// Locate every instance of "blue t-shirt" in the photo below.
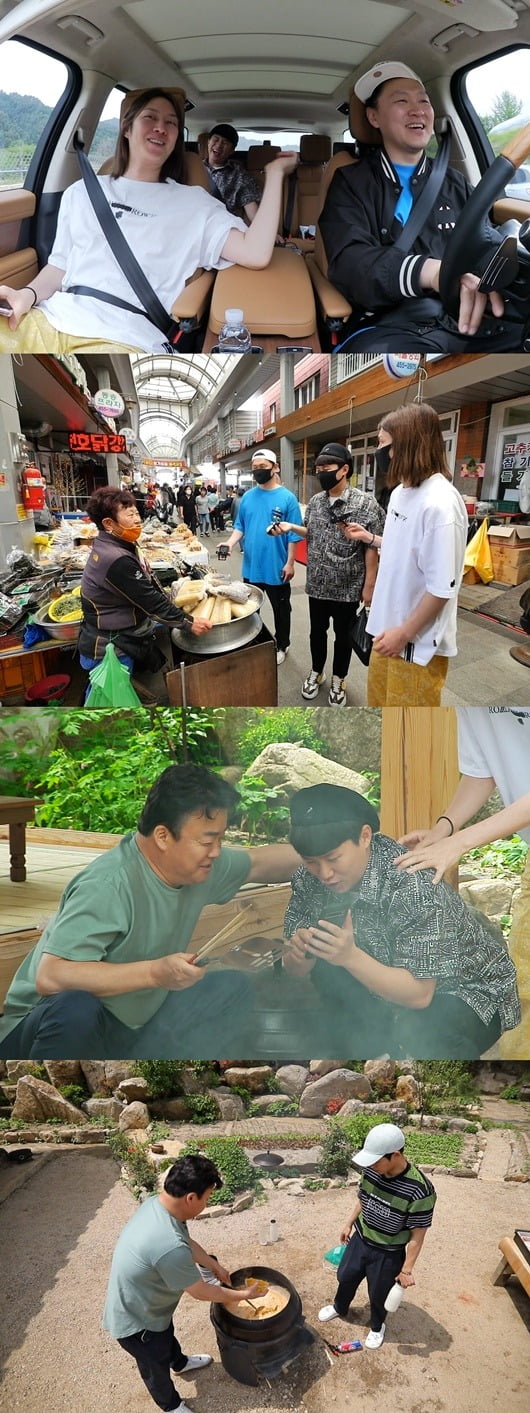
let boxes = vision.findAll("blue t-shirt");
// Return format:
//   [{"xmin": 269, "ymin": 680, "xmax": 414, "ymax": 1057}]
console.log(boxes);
[
  {"xmin": 393, "ymin": 164, "xmax": 415, "ymax": 226},
  {"xmin": 234, "ymin": 484, "xmax": 302, "ymax": 584}
]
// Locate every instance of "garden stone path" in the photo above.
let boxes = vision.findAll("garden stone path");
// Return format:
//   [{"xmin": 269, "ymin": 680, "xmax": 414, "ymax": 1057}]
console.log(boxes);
[{"xmin": 477, "ymin": 1129, "xmax": 513, "ymax": 1183}]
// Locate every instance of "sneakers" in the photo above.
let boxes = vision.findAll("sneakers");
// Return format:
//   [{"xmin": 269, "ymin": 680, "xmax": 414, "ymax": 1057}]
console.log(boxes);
[
  {"xmin": 179, "ymin": 1355, "xmax": 213, "ymax": 1373},
  {"xmin": 174, "ymin": 1405, "xmax": 193, "ymax": 1413},
  {"xmin": 301, "ymin": 669, "xmax": 326, "ymax": 699},
  {"xmin": 365, "ymin": 1324, "xmax": 386, "ymax": 1349},
  {"xmin": 328, "ymin": 675, "xmax": 347, "ymax": 706},
  {"xmin": 318, "ymin": 1304, "xmax": 340, "ymax": 1322},
  {"xmin": 277, "ymin": 647, "xmax": 289, "ymax": 665}
]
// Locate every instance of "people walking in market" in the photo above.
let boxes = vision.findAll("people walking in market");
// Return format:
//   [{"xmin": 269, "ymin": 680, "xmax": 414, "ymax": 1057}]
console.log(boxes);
[
  {"xmin": 103, "ymin": 1153, "xmax": 264, "ymax": 1412},
  {"xmin": 195, "ymin": 485, "xmax": 210, "ymax": 536},
  {"xmin": 318, "ymin": 1124, "xmax": 436, "ymax": 1349},
  {"xmin": 271, "ymin": 442, "xmax": 383, "ymax": 704},
  {"xmin": 0, "ymin": 764, "xmax": 301, "ymax": 1060},
  {"xmin": 396, "ymin": 706, "xmax": 530, "ymax": 1059},
  {"xmin": 282, "ymin": 784, "xmax": 520, "ymax": 1058},
  {"xmin": 220, "ymin": 448, "xmax": 303, "ymax": 665},
  {"xmin": 346, "ymin": 402, "xmax": 467, "ymax": 705},
  {"xmin": 180, "ymin": 484, "xmax": 199, "ymax": 533}
]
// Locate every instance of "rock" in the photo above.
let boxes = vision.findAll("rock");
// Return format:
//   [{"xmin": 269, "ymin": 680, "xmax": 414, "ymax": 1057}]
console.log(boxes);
[
  {"xmin": 363, "ymin": 1060, "xmax": 398, "ymax": 1095},
  {"xmin": 104, "ymin": 1062, "xmax": 136, "ymax": 1090},
  {"xmin": 474, "ymin": 1065, "xmax": 519, "ymax": 1095},
  {"xmin": 84, "ymin": 1097, "xmax": 123, "ymax": 1122},
  {"xmin": 196, "ymin": 1204, "xmax": 232, "ymax": 1219},
  {"xmin": 118, "ymin": 1102, "xmax": 150, "ymax": 1132},
  {"xmin": 247, "ymin": 1094, "xmax": 292, "ymax": 1114},
  {"xmin": 148, "ymin": 1099, "xmax": 190, "ymax": 1120},
  {"xmin": 116, "ymin": 1078, "xmax": 150, "ymax": 1104},
  {"xmin": 244, "ymin": 744, "xmax": 372, "ymax": 801},
  {"xmin": 79, "ymin": 1062, "xmax": 108, "ymax": 1093},
  {"xmin": 80, "ymin": 1061, "xmax": 133, "ymax": 1093},
  {"xmin": 43, "ymin": 1061, "xmax": 84, "ymax": 1088},
  {"xmin": 231, "ymin": 1190, "xmax": 255, "ymax": 1213},
  {"xmin": 71, "ymin": 1127, "xmax": 108, "ymax": 1144},
  {"xmin": 11, "ymin": 1077, "xmax": 87, "ymax": 1125},
  {"xmin": 178, "ymin": 1068, "xmax": 211, "ymax": 1095},
  {"xmin": 6, "ymin": 1062, "xmax": 39, "ymax": 1081},
  {"xmin": 518, "ymin": 1086, "xmax": 530, "ymax": 1102},
  {"xmin": 211, "ymin": 1089, "xmax": 245, "ymax": 1121},
  {"xmin": 446, "ymin": 1117, "xmax": 476, "ymax": 1132},
  {"xmin": 336, "ymin": 1099, "xmax": 368, "ymax": 1118},
  {"xmin": 275, "ymin": 1065, "xmax": 309, "ymax": 1097},
  {"xmin": 299, "ymin": 1069, "xmax": 372, "ymax": 1117},
  {"xmin": 309, "ymin": 1061, "xmax": 349, "ymax": 1077},
  {"xmin": 459, "ymin": 879, "xmax": 515, "ymax": 917},
  {"xmin": 223, "ymin": 1067, "xmax": 274, "ymax": 1093},
  {"xmin": 285, "ymin": 1184, "xmax": 305, "ymax": 1196},
  {"xmin": 339, "ymin": 1099, "xmax": 408, "ymax": 1125},
  {"xmin": 0, "ymin": 1084, "xmax": 17, "ymax": 1102},
  {"xmin": 395, "ymin": 1075, "xmax": 421, "ymax": 1108}
]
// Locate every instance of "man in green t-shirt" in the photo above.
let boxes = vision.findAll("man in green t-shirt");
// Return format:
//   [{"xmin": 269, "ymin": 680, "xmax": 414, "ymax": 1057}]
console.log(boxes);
[
  {"xmin": 0, "ymin": 764, "xmax": 300, "ymax": 1060},
  {"xmin": 103, "ymin": 1152, "xmax": 263, "ymax": 1412},
  {"xmin": 318, "ymin": 1123, "xmax": 436, "ymax": 1348}
]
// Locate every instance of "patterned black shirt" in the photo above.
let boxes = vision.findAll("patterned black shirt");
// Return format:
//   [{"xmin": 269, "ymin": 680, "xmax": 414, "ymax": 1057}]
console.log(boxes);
[
  {"xmin": 304, "ymin": 487, "xmax": 385, "ymax": 601},
  {"xmin": 284, "ymin": 833, "xmax": 520, "ymax": 1033},
  {"xmin": 204, "ymin": 160, "xmax": 262, "ymax": 215}
]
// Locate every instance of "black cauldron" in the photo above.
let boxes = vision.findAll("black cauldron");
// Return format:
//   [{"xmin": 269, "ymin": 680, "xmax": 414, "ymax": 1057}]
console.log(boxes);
[{"xmin": 210, "ymin": 1265, "xmax": 313, "ymax": 1387}]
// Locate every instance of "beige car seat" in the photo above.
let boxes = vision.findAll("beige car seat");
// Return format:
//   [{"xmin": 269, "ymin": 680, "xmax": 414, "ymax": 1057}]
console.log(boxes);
[{"xmin": 282, "ymin": 134, "xmax": 331, "ymax": 244}]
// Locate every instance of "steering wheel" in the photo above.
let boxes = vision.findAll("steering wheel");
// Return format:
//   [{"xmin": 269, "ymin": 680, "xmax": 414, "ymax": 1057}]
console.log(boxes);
[{"xmin": 439, "ymin": 122, "xmax": 530, "ymax": 321}]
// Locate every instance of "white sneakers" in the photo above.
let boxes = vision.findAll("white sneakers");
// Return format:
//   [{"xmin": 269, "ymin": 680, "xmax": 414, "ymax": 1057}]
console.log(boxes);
[
  {"xmin": 328, "ymin": 675, "xmax": 347, "ymax": 706},
  {"xmin": 365, "ymin": 1324, "xmax": 386, "ymax": 1349},
  {"xmin": 302, "ymin": 669, "xmax": 326, "ymax": 699},
  {"xmin": 277, "ymin": 647, "xmax": 289, "ymax": 665},
  {"xmin": 179, "ymin": 1355, "xmax": 213, "ymax": 1373},
  {"xmin": 318, "ymin": 1304, "xmax": 340, "ymax": 1322}
]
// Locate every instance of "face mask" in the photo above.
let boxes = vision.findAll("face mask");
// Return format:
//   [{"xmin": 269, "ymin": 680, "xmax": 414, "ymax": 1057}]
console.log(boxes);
[
  {"xmin": 110, "ymin": 521, "xmax": 142, "ymax": 543},
  {"xmin": 375, "ymin": 444, "xmax": 392, "ymax": 478},
  {"xmin": 253, "ymin": 467, "xmax": 273, "ymax": 484},
  {"xmin": 316, "ymin": 467, "xmax": 341, "ymax": 492}
]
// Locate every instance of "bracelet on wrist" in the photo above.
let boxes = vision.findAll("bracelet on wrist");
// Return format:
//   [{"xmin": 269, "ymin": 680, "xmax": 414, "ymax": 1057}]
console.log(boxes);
[
  {"xmin": 25, "ymin": 285, "xmax": 38, "ymax": 308},
  {"xmin": 435, "ymin": 815, "xmax": 454, "ymax": 836}
]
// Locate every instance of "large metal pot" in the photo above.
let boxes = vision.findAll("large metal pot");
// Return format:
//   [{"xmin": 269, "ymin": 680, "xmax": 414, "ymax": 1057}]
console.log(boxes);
[
  {"xmin": 171, "ymin": 586, "xmax": 264, "ymax": 656},
  {"xmin": 32, "ymin": 603, "xmax": 81, "ymax": 642},
  {"xmin": 210, "ymin": 1265, "xmax": 313, "ymax": 1387}
]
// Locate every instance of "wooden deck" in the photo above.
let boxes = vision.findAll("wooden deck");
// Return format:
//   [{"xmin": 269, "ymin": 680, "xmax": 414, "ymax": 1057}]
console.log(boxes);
[{"xmin": 0, "ymin": 838, "xmax": 109, "ymax": 933}]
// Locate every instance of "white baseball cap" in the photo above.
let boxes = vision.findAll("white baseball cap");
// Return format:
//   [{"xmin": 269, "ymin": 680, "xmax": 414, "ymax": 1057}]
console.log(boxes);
[
  {"xmin": 354, "ymin": 62, "xmax": 424, "ymax": 105},
  {"xmin": 251, "ymin": 447, "xmax": 277, "ymax": 466},
  {"xmin": 352, "ymin": 1123, "xmax": 406, "ymax": 1166}
]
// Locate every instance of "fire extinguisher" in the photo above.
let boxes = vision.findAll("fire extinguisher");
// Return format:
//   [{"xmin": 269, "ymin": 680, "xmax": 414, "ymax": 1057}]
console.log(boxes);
[{"xmin": 20, "ymin": 465, "xmax": 46, "ymax": 513}]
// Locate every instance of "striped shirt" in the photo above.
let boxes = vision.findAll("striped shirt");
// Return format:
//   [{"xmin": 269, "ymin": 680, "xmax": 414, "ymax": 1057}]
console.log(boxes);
[
  {"xmin": 356, "ymin": 1161, "xmax": 436, "ymax": 1250},
  {"xmin": 284, "ymin": 833, "xmax": 520, "ymax": 1033}
]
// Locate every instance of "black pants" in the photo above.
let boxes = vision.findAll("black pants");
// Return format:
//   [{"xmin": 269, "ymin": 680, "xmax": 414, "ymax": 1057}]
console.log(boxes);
[
  {"xmin": 335, "ymin": 1232, "xmax": 404, "ymax": 1332},
  {"xmin": 118, "ymin": 1322, "xmax": 188, "ymax": 1411},
  {"xmin": 309, "ymin": 596, "xmax": 358, "ymax": 678},
  {"xmin": 245, "ymin": 579, "xmax": 291, "ymax": 651},
  {"xmin": 0, "ymin": 969, "xmax": 255, "ymax": 1060},
  {"xmin": 391, "ymin": 993, "xmax": 502, "ymax": 1058}
]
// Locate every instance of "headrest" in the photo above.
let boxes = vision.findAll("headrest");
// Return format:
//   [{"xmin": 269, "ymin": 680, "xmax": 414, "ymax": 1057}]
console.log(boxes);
[
  {"xmin": 349, "ymin": 89, "xmax": 382, "ymax": 146},
  {"xmin": 299, "ymin": 134, "xmax": 331, "ymax": 164},
  {"xmin": 120, "ymin": 88, "xmax": 187, "ymax": 127},
  {"xmin": 246, "ymin": 144, "xmax": 281, "ymax": 172},
  {"xmin": 197, "ymin": 130, "xmax": 210, "ymax": 159}
]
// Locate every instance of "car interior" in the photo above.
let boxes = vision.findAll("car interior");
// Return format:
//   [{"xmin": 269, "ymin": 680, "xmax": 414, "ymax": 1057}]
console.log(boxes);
[{"xmin": 2, "ymin": 0, "xmax": 530, "ymax": 350}]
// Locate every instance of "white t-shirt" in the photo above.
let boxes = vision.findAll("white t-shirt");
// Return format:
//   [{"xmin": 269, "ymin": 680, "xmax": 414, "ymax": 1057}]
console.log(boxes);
[
  {"xmin": 40, "ymin": 175, "xmax": 246, "ymax": 352},
  {"xmin": 458, "ymin": 707, "xmax": 530, "ymax": 846},
  {"xmin": 366, "ymin": 474, "xmax": 468, "ymax": 665}
]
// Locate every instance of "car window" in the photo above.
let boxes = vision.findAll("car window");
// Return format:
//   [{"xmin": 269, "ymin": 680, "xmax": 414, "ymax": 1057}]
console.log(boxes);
[
  {"xmin": 463, "ymin": 47, "xmax": 530, "ymax": 160},
  {"xmin": 88, "ymin": 87, "xmax": 124, "ymax": 172},
  {"xmin": 0, "ymin": 39, "xmax": 70, "ymax": 188},
  {"xmin": 237, "ymin": 129, "xmax": 301, "ymax": 152}
]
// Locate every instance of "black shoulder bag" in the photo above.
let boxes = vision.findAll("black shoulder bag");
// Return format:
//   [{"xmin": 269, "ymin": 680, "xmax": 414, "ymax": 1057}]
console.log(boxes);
[{"xmin": 67, "ymin": 135, "xmax": 182, "ymax": 349}]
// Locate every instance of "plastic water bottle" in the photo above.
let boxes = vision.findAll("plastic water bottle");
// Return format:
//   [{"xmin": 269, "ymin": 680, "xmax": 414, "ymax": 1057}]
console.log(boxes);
[
  {"xmin": 269, "ymin": 1217, "xmax": 279, "ymax": 1243},
  {"xmin": 218, "ymin": 308, "xmax": 252, "ymax": 353},
  {"xmin": 384, "ymin": 1281, "xmax": 404, "ymax": 1313}
]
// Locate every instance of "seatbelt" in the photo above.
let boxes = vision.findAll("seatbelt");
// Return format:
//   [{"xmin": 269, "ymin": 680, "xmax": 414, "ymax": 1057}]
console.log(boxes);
[
  {"xmin": 392, "ymin": 124, "xmax": 451, "ymax": 253},
  {"xmin": 283, "ymin": 168, "xmax": 298, "ymax": 238},
  {"xmin": 72, "ymin": 134, "xmax": 182, "ymax": 347}
]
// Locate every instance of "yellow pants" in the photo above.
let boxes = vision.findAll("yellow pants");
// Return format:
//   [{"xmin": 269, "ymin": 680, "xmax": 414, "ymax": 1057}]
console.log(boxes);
[
  {"xmin": 367, "ymin": 648, "xmax": 449, "ymax": 705},
  {"xmin": 498, "ymin": 849, "xmax": 530, "ymax": 1059},
  {"xmin": 0, "ymin": 309, "xmax": 137, "ymax": 354}
]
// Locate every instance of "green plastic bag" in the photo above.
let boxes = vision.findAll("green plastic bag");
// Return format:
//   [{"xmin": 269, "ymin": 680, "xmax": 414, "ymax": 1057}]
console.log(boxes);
[
  {"xmin": 323, "ymin": 1243, "xmax": 347, "ymax": 1268},
  {"xmin": 85, "ymin": 642, "xmax": 143, "ymax": 708}
]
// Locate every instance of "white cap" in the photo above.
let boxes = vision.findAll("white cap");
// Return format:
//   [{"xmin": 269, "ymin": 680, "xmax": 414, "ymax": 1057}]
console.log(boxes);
[
  {"xmin": 251, "ymin": 447, "xmax": 277, "ymax": 466},
  {"xmin": 224, "ymin": 308, "xmax": 244, "ymax": 323},
  {"xmin": 352, "ymin": 1123, "xmax": 406, "ymax": 1166},
  {"xmin": 354, "ymin": 62, "xmax": 423, "ymax": 105}
]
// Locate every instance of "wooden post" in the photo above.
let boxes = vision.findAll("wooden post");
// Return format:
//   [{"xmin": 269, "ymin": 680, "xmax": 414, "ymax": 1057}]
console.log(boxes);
[{"xmin": 380, "ymin": 708, "xmax": 460, "ymax": 888}]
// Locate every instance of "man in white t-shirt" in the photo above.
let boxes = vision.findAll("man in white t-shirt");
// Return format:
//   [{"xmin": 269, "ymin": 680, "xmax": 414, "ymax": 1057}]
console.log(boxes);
[{"xmin": 396, "ymin": 707, "xmax": 530, "ymax": 1057}]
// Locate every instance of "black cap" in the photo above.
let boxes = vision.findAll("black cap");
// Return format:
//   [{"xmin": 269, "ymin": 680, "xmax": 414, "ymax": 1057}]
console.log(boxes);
[
  {"xmin": 289, "ymin": 785, "xmax": 379, "ymax": 856},
  {"xmin": 208, "ymin": 123, "xmax": 238, "ymax": 148},
  {"xmin": 315, "ymin": 442, "xmax": 352, "ymax": 470}
]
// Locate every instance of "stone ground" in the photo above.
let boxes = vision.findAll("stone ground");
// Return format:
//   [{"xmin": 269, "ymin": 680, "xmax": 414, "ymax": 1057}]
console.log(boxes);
[{"xmin": 1, "ymin": 1143, "xmax": 529, "ymax": 1413}]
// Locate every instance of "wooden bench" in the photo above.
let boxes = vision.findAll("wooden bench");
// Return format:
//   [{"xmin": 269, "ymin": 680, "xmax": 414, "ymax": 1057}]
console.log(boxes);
[
  {"xmin": 0, "ymin": 796, "xmax": 42, "ymax": 882},
  {"xmin": 493, "ymin": 1236, "xmax": 530, "ymax": 1297}
]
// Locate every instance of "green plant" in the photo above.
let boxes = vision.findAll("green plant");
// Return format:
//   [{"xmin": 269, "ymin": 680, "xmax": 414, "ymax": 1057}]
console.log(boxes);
[
  {"xmin": 303, "ymin": 1177, "xmax": 328, "ymax": 1190},
  {"xmin": 23, "ymin": 1063, "xmax": 48, "ymax": 1081},
  {"xmin": 264, "ymin": 1100, "xmax": 298, "ymax": 1116},
  {"xmin": 319, "ymin": 1120, "xmax": 352, "ymax": 1178},
  {"xmin": 235, "ymin": 775, "xmax": 290, "ymax": 840},
  {"xmin": 500, "ymin": 1078, "xmax": 530, "ymax": 1101},
  {"xmin": 463, "ymin": 836, "xmax": 528, "ymax": 878},
  {"xmin": 58, "ymin": 1084, "xmax": 88, "ymax": 1108},
  {"xmin": 107, "ymin": 1130, "xmax": 159, "ymax": 1196},
  {"xmin": 186, "ymin": 1094, "xmax": 219, "ymax": 1125},
  {"xmin": 230, "ymin": 1086, "xmax": 252, "ymax": 1110},
  {"xmin": 148, "ymin": 1121, "xmax": 171, "ymax": 1142},
  {"xmin": 403, "ymin": 1132, "xmax": 464, "ymax": 1167},
  {"xmin": 266, "ymin": 1075, "xmax": 282, "ymax": 1093},
  {"xmin": 0, "ymin": 1117, "xmax": 28, "ymax": 1130},
  {"xmin": 131, "ymin": 1061, "xmax": 184, "ymax": 1098},
  {"xmin": 235, "ymin": 709, "xmax": 325, "ymax": 768},
  {"xmin": 338, "ymin": 1112, "xmax": 393, "ymax": 1152},
  {"xmin": 179, "ymin": 1136, "xmax": 257, "ymax": 1203},
  {"xmin": 414, "ymin": 1062, "xmax": 477, "ymax": 1119}
]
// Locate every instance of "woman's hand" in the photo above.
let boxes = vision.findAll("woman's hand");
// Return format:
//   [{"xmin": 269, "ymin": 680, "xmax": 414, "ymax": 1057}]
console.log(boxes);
[
  {"xmin": 304, "ymin": 910, "xmax": 357, "ymax": 969},
  {"xmin": 265, "ymin": 152, "xmax": 299, "ymax": 181},
  {"xmin": 190, "ymin": 617, "xmax": 213, "ymax": 636},
  {"xmin": 341, "ymin": 521, "xmax": 372, "ymax": 543},
  {"xmin": 394, "ymin": 837, "xmax": 461, "ymax": 883},
  {"xmin": 283, "ymin": 929, "xmax": 317, "ymax": 976},
  {"xmin": 0, "ymin": 284, "xmax": 35, "ymax": 331}
]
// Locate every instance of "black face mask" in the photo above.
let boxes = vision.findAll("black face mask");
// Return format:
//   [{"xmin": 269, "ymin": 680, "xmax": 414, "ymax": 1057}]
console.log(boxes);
[
  {"xmin": 316, "ymin": 467, "xmax": 341, "ymax": 492},
  {"xmin": 375, "ymin": 444, "xmax": 392, "ymax": 478},
  {"xmin": 253, "ymin": 468, "xmax": 273, "ymax": 485}
]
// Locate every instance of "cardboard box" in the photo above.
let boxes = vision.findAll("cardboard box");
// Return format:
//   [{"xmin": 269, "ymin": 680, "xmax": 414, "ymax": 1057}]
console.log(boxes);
[
  {"xmin": 487, "ymin": 525, "xmax": 530, "ymax": 586},
  {"xmin": 166, "ymin": 624, "xmax": 278, "ymax": 706}
]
